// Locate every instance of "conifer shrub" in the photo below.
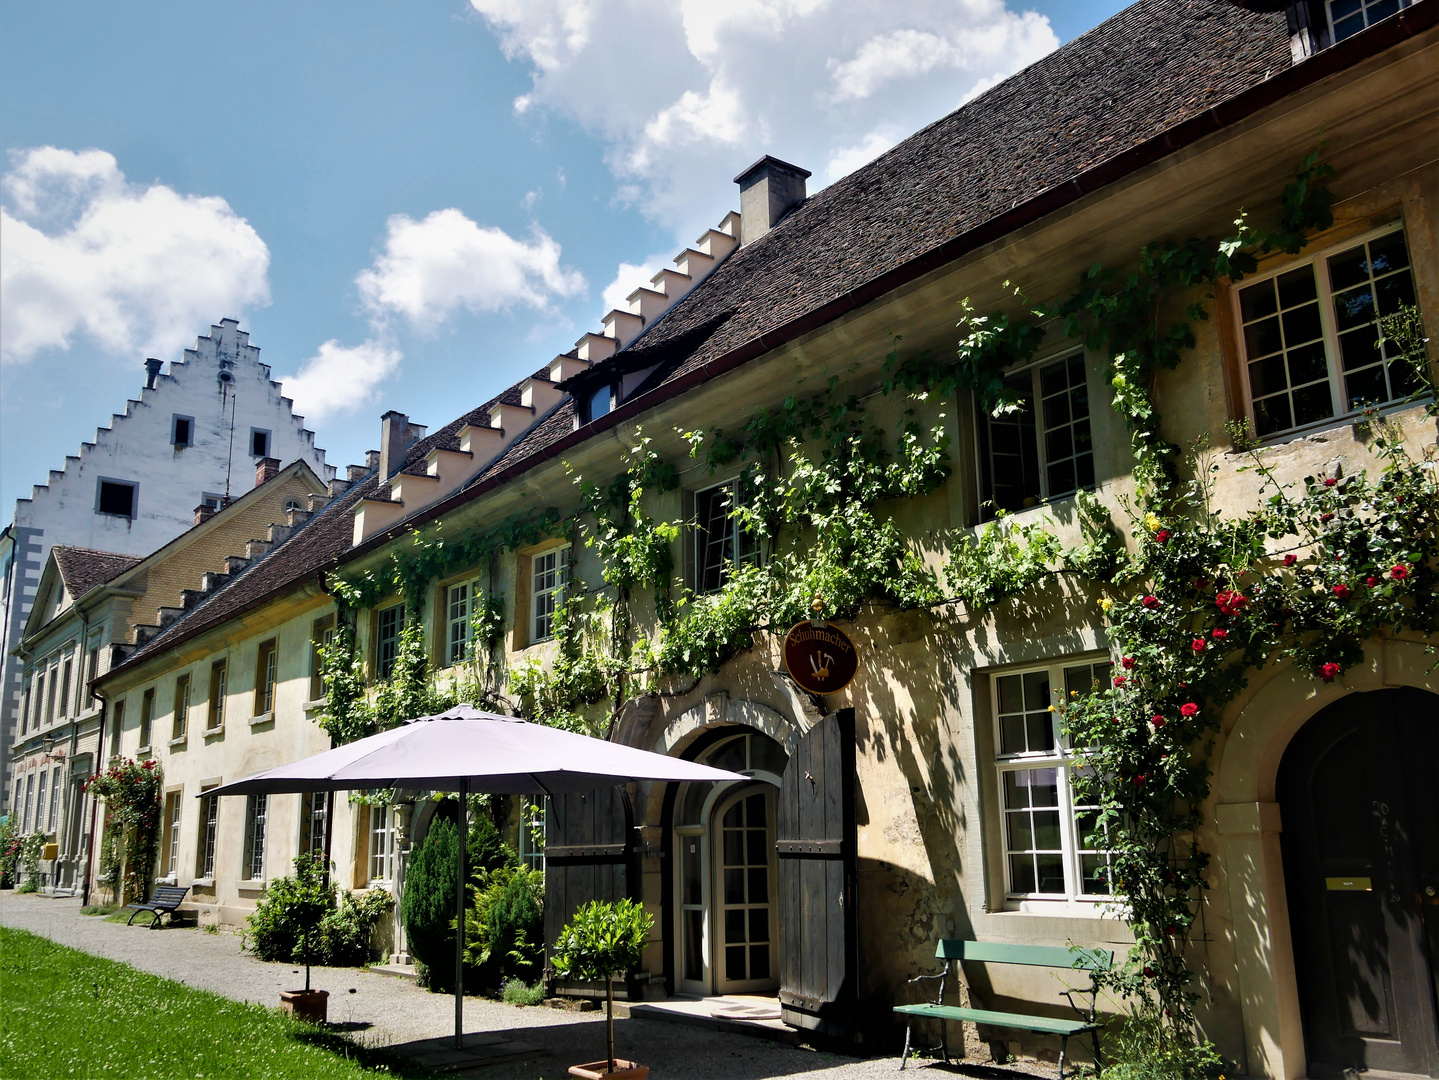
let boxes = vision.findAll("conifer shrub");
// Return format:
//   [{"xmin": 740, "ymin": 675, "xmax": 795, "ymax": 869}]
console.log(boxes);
[{"xmin": 401, "ymin": 815, "xmax": 463, "ymax": 991}]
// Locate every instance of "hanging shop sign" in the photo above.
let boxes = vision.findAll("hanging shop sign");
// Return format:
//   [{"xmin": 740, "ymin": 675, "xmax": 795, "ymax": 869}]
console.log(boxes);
[{"xmin": 782, "ymin": 621, "xmax": 859, "ymax": 696}]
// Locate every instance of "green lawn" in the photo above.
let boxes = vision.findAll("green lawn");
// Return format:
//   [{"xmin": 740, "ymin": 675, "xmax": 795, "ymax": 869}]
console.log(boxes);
[{"xmin": 0, "ymin": 927, "xmax": 436, "ymax": 1079}]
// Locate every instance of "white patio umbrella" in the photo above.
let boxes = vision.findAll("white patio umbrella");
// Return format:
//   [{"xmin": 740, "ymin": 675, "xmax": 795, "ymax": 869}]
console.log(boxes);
[{"xmin": 208, "ymin": 704, "xmax": 745, "ymax": 1048}]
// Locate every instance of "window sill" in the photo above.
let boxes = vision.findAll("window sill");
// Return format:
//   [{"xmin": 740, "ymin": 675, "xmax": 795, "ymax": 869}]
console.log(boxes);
[
  {"xmin": 155, "ymin": 875, "xmax": 178, "ymax": 887},
  {"xmin": 192, "ymin": 877, "xmax": 215, "ymax": 889},
  {"xmin": 248, "ymin": 712, "xmax": 274, "ymax": 728},
  {"xmin": 203, "ymin": 725, "xmax": 224, "ymax": 738},
  {"xmin": 1236, "ymin": 396, "xmax": 1434, "ymax": 451},
  {"xmin": 237, "ymin": 880, "xmax": 265, "ymax": 894},
  {"xmin": 167, "ymin": 736, "xmax": 187, "ymax": 748},
  {"xmin": 302, "ymin": 698, "xmax": 328, "ymax": 712},
  {"xmin": 136, "ymin": 744, "xmax": 153, "ymax": 756}
]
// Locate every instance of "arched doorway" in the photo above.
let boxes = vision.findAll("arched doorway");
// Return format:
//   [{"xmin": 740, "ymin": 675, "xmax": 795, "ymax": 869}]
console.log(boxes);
[
  {"xmin": 1277, "ymin": 688, "xmax": 1439, "ymax": 1078},
  {"xmin": 671, "ymin": 729, "xmax": 787, "ymax": 997}
]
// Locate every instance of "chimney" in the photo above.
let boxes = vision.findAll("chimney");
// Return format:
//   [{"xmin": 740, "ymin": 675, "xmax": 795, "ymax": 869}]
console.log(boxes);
[
  {"xmin": 193, "ymin": 504, "xmax": 217, "ymax": 526},
  {"xmin": 378, "ymin": 411, "xmax": 411, "ymax": 483},
  {"xmin": 734, "ymin": 156, "xmax": 810, "ymax": 245},
  {"xmin": 364, "ymin": 450, "xmax": 381, "ymax": 470},
  {"xmin": 254, "ymin": 457, "xmax": 281, "ymax": 488},
  {"xmin": 144, "ymin": 358, "xmax": 163, "ymax": 389}
]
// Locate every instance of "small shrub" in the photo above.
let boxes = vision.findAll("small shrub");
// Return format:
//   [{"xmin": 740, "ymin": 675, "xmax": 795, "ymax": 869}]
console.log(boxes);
[
  {"xmin": 1104, "ymin": 1014, "xmax": 1228, "ymax": 1080},
  {"xmin": 0, "ymin": 818, "xmax": 17, "ymax": 887},
  {"xmin": 469, "ymin": 808, "xmax": 517, "ymax": 874},
  {"xmin": 500, "ymin": 978, "xmax": 545, "ymax": 1006},
  {"xmin": 81, "ymin": 904, "xmax": 116, "ymax": 916},
  {"xmin": 319, "ymin": 889, "xmax": 392, "ymax": 966},
  {"xmin": 464, "ymin": 865, "xmax": 543, "ymax": 986},
  {"xmin": 246, "ymin": 855, "xmax": 390, "ymax": 969},
  {"xmin": 402, "ymin": 815, "xmax": 463, "ymax": 992}
]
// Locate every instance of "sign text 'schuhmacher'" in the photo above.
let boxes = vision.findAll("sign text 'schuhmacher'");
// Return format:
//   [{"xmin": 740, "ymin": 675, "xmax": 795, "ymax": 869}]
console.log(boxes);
[{"xmin": 782, "ymin": 621, "xmax": 858, "ymax": 696}]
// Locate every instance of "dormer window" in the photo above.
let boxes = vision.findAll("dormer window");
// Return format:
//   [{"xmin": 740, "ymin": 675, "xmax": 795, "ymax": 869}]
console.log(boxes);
[
  {"xmin": 584, "ymin": 384, "xmax": 613, "ymax": 423},
  {"xmin": 1329, "ymin": 0, "xmax": 1410, "ymax": 42}
]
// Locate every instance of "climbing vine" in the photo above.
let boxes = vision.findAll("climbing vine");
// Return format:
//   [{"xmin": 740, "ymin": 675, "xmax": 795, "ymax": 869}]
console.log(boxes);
[
  {"xmin": 86, "ymin": 757, "xmax": 165, "ymax": 904},
  {"xmin": 306, "ymin": 147, "xmax": 1436, "ymax": 1052}
]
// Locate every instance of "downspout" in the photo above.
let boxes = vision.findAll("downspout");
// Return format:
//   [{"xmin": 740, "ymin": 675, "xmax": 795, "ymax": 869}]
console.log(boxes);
[{"xmin": 81, "ymin": 686, "xmax": 106, "ymax": 908}]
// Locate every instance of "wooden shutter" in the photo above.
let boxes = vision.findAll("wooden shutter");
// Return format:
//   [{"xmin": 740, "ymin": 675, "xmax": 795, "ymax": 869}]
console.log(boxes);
[
  {"xmin": 544, "ymin": 786, "xmax": 636, "ymax": 955},
  {"xmin": 777, "ymin": 707, "xmax": 858, "ymax": 1037}
]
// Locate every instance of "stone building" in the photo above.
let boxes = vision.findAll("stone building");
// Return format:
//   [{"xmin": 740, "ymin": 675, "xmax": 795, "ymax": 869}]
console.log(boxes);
[
  {"xmin": 88, "ymin": 3, "xmax": 1439, "ymax": 1078},
  {"xmin": 0, "ymin": 319, "xmax": 333, "ymax": 807},
  {"xmin": 8, "ymin": 460, "xmax": 329, "ymax": 899}
]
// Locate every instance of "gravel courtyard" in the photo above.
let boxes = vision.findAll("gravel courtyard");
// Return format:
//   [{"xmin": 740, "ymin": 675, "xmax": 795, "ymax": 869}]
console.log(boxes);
[{"xmin": 0, "ymin": 891, "xmax": 1054, "ymax": 1079}]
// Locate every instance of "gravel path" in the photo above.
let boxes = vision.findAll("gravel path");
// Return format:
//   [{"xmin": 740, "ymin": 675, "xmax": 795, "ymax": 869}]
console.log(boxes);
[{"xmin": 0, "ymin": 891, "xmax": 1053, "ymax": 1079}]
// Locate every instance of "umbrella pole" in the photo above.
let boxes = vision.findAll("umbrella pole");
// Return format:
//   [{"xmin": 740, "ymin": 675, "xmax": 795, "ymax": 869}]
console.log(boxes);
[{"xmin": 455, "ymin": 779, "xmax": 467, "ymax": 1050}]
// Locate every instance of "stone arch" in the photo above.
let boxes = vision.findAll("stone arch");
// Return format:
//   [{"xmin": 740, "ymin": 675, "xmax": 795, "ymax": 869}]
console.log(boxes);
[{"xmin": 1214, "ymin": 638, "xmax": 1439, "ymax": 1080}]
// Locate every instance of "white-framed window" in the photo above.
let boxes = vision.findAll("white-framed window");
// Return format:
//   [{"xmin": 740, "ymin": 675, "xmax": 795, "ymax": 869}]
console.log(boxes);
[
  {"xmin": 1329, "ymin": 0, "xmax": 1411, "ymax": 42},
  {"xmin": 300, "ymin": 791, "xmax": 329, "ymax": 857},
  {"xmin": 196, "ymin": 788, "xmax": 219, "ymax": 878},
  {"xmin": 446, "ymin": 581, "xmax": 475, "ymax": 665},
  {"xmin": 374, "ymin": 605, "xmax": 402, "ymax": 679},
  {"xmin": 22, "ymin": 773, "xmax": 36, "ymax": 834},
  {"xmin": 977, "ymin": 350, "xmax": 1094, "ymax": 520},
  {"xmin": 694, "ymin": 478, "xmax": 761, "ymax": 593},
  {"xmin": 207, "ymin": 660, "xmax": 227, "ymax": 730},
  {"xmin": 84, "ymin": 644, "xmax": 100, "ymax": 709},
  {"xmin": 243, "ymin": 794, "xmax": 268, "ymax": 881},
  {"xmin": 171, "ymin": 674, "xmax": 191, "ymax": 741},
  {"xmin": 309, "ymin": 616, "xmax": 335, "ymax": 700},
  {"xmin": 34, "ymin": 771, "xmax": 48, "ymax": 836},
  {"xmin": 163, "ymin": 791, "xmax": 183, "ymax": 876},
  {"xmin": 1236, "ymin": 223, "xmax": 1420, "ymax": 440},
  {"xmin": 139, "ymin": 688, "xmax": 155, "ymax": 748},
  {"xmin": 531, "ymin": 546, "xmax": 570, "ymax": 643},
  {"xmin": 368, "ymin": 804, "xmax": 395, "ymax": 883},
  {"xmin": 254, "ymin": 639, "xmax": 278, "ymax": 714},
  {"xmin": 47, "ymin": 766, "xmax": 62, "ymax": 831},
  {"xmin": 993, "ymin": 658, "xmax": 1112, "ymax": 903},
  {"xmin": 58, "ymin": 652, "xmax": 74, "ymax": 719}
]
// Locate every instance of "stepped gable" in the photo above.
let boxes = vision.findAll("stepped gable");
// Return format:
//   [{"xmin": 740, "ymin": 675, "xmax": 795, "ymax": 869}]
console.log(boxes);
[
  {"xmin": 51, "ymin": 547, "xmax": 144, "ymax": 600},
  {"xmin": 567, "ymin": 0, "xmax": 1292, "ymax": 396}
]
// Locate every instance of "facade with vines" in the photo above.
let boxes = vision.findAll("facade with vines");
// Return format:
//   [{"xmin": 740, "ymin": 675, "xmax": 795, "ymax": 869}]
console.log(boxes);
[{"xmin": 91, "ymin": 4, "xmax": 1437, "ymax": 1077}]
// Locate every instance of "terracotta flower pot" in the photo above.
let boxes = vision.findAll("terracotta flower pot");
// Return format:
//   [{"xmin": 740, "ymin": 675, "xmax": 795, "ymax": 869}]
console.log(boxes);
[
  {"xmin": 279, "ymin": 988, "xmax": 329, "ymax": 1024},
  {"xmin": 567, "ymin": 1061, "xmax": 648, "ymax": 1079}
]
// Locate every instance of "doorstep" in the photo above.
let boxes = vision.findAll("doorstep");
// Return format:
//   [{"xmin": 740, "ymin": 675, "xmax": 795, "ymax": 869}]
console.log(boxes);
[
  {"xmin": 369, "ymin": 962, "xmax": 419, "ymax": 981},
  {"xmin": 621, "ymin": 995, "xmax": 804, "ymax": 1045}
]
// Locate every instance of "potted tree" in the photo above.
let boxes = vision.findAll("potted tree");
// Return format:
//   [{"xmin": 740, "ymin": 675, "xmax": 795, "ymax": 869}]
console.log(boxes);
[
  {"xmin": 550, "ymin": 898, "xmax": 654, "ymax": 1079},
  {"xmin": 274, "ymin": 854, "xmax": 332, "ymax": 1024}
]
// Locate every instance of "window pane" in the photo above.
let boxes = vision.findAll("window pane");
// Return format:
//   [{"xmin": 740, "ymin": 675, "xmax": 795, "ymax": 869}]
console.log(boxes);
[
  {"xmin": 1036, "ymin": 354, "xmax": 1092, "ymax": 500},
  {"xmin": 979, "ymin": 372, "xmax": 1041, "ymax": 517},
  {"xmin": 1328, "ymin": 231, "xmax": 1417, "ymax": 409},
  {"xmin": 996, "ymin": 674, "xmax": 1023, "ymax": 715},
  {"xmin": 1009, "ymin": 855, "xmax": 1037, "ymax": 894}
]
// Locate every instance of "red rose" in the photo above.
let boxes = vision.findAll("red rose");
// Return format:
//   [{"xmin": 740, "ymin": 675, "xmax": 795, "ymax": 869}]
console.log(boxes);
[
  {"xmin": 1390, "ymin": 564, "xmax": 1410, "ymax": 581},
  {"xmin": 1144, "ymin": 967, "xmax": 1155, "ymax": 978},
  {"xmin": 1191, "ymin": 639, "xmax": 1206, "ymax": 652},
  {"xmin": 1193, "ymin": 578, "xmax": 1209, "ymax": 590},
  {"xmin": 1134, "ymin": 774, "xmax": 1146, "ymax": 784},
  {"xmin": 1211, "ymin": 628, "xmax": 1227, "ymax": 640},
  {"xmin": 1282, "ymin": 553, "xmax": 1297, "ymax": 567},
  {"xmin": 1366, "ymin": 576, "xmax": 1379, "ymax": 587},
  {"xmin": 1113, "ymin": 675, "xmax": 1127, "ymax": 687},
  {"xmin": 1319, "ymin": 662, "xmax": 1341, "ymax": 682},
  {"xmin": 1215, "ymin": 590, "xmax": 1249, "ymax": 616},
  {"xmin": 1121, "ymin": 656, "xmax": 1135, "ymax": 670},
  {"xmin": 1323, "ymin": 477, "xmax": 1337, "ymax": 487},
  {"xmin": 1320, "ymin": 512, "xmax": 1335, "ymax": 522},
  {"xmin": 1155, "ymin": 529, "xmax": 1170, "ymax": 544},
  {"xmin": 1180, "ymin": 703, "xmax": 1199, "ymax": 718},
  {"xmin": 1141, "ymin": 595, "xmax": 1159, "ymax": 609},
  {"xmin": 1333, "ymin": 583, "xmax": 1351, "ymax": 599},
  {"xmin": 1151, "ymin": 715, "xmax": 1165, "ymax": 728}
]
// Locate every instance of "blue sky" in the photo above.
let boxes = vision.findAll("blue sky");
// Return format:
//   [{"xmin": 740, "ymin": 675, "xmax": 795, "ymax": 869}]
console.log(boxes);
[{"xmin": 0, "ymin": 0, "xmax": 1125, "ymax": 511}]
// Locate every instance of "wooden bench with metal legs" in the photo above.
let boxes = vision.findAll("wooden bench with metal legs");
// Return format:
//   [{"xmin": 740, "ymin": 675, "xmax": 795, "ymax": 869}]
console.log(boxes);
[
  {"xmin": 124, "ymin": 885, "xmax": 190, "ymax": 928},
  {"xmin": 893, "ymin": 940, "xmax": 1112, "ymax": 1077}
]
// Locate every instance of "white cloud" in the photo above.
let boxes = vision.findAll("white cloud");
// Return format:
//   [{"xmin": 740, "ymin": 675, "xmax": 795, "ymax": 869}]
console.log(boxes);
[
  {"xmin": 825, "ymin": 130, "xmax": 897, "ymax": 182},
  {"xmin": 0, "ymin": 147, "xmax": 270, "ymax": 366},
  {"xmin": 469, "ymin": 0, "xmax": 1058, "ymax": 235},
  {"xmin": 278, "ymin": 338, "xmax": 403, "ymax": 423},
  {"xmin": 601, "ymin": 254, "xmax": 672, "ymax": 313},
  {"xmin": 356, "ymin": 207, "xmax": 586, "ymax": 332}
]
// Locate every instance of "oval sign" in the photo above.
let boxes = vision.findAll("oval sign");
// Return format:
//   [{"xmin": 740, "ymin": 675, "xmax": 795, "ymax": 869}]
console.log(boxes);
[{"xmin": 782, "ymin": 621, "xmax": 858, "ymax": 696}]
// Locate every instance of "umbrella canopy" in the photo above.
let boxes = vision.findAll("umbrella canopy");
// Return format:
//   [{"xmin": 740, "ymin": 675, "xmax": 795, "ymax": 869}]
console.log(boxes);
[
  {"xmin": 209, "ymin": 703, "xmax": 743, "ymax": 797},
  {"xmin": 207, "ymin": 703, "xmax": 745, "ymax": 1050}
]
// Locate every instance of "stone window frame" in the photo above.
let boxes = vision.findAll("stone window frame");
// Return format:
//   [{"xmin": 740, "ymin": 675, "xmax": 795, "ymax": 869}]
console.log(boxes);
[
  {"xmin": 249, "ymin": 428, "xmax": 271, "ymax": 458},
  {"xmin": 94, "ymin": 477, "xmax": 139, "ymax": 519},
  {"xmin": 171, "ymin": 414, "xmax": 194, "ymax": 447},
  {"xmin": 242, "ymin": 793, "xmax": 268, "ymax": 882},
  {"xmin": 691, "ymin": 478, "xmax": 761, "ymax": 595},
  {"xmin": 530, "ymin": 545, "xmax": 571, "ymax": 644}
]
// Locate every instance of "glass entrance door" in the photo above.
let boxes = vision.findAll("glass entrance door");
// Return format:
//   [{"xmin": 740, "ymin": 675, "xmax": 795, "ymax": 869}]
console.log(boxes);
[{"xmin": 715, "ymin": 787, "xmax": 778, "ymax": 994}]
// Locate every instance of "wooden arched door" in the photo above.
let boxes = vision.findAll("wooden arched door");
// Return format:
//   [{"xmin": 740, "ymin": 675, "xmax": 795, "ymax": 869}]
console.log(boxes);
[{"xmin": 1278, "ymin": 688, "xmax": 1439, "ymax": 1078}]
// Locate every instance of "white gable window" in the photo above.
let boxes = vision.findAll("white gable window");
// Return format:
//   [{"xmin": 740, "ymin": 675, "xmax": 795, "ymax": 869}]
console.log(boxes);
[{"xmin": 1236, "ymin": 224, "xmax": 1420, "ymax": 440}]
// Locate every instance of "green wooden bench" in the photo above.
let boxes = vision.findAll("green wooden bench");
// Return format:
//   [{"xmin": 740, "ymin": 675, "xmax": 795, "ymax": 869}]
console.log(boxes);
[{"xmin": 894, "ymin": 940, "xmax": 1112, "ymax": 1076}]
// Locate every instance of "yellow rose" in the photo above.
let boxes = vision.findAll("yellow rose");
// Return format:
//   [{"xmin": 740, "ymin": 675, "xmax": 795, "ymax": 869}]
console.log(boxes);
[
  {"xmin": 1098, "ymin": 597, "xmax": 1114, "ymax": 612},
  {"xmin": 1144, "ymin": 512, "xmax": 1162, "ymax": 533}
]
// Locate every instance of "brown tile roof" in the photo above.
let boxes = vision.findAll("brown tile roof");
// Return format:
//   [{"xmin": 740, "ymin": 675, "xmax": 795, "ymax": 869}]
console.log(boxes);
[
  {"xmin": 51, "ymin": 547, "xmax": 143, "ymax": 600},
  {"xmin": 101, "ymin": 0, "xmax": 1433, "ymax": 679}
]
